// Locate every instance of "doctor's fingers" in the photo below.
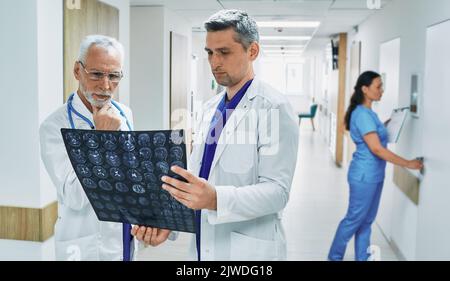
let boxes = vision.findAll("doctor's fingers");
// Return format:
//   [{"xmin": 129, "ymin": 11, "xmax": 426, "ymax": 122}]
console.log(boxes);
[
  {"xmin": 131, "ymin": 225, "xmax": 139, "ymax": 236},
  {"xmin": 170, "ymin": 166, "xmax": 200, "ymax": 184},
  {"xmin": 143, "ymin": 227, "xmax": 155, "ymax": 245},
  {"xmin": 134, "ymin": 226, "xmax": 149, "ymax": 241},
  {"xmin": 161, "ymin": 176, "xmax": 190, "ymax": 192}
]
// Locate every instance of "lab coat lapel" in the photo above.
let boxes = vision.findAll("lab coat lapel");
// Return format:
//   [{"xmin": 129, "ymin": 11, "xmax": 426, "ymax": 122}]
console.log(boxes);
[{"xmin": 208, "ymin": 80, "xmax": 258, "ymax": 174}]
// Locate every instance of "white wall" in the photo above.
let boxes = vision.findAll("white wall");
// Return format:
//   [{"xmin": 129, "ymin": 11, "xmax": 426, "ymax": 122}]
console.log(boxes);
[
  {"xmin": 37, "ymin": 0, "xmax": 64, "ymax": 207},
  {"xmin": 375, "ymin": 38, "xmax": 401, "ymax": 254},
  {"xmin": 348, "ymin": 0, "xmax": 450, "ymax": 260},
  {"xmin": 417, "ymin": 19, "xmax": 450, "ymax": 260},
  {"xmin": 0, "ymin": 0, "xmax": 57, "ymax": 208},
  {"xmin": 130, "ymin": 6, "xmax": 191, "ymax": 130},
  {"xmin": 0, "ymin": 0, "xmax": 64, "ymax": 261}
]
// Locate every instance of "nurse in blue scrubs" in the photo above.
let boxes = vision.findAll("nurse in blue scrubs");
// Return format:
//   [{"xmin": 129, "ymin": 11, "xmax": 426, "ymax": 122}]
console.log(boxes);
[{"xmin": 328, "ymin": 71, "xmax": 423, "ymax": 261}]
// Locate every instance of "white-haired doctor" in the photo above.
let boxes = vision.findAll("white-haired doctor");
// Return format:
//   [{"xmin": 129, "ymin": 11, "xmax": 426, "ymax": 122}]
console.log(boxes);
[{"xmin": 40, "ymin": 35, "xmax": 172, "ymax": 261}]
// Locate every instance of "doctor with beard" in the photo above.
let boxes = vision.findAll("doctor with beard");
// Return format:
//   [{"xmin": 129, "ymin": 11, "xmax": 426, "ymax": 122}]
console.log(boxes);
[{"xmin": 40, "ymin": 35, "xmax": 171, "ymax": 260}]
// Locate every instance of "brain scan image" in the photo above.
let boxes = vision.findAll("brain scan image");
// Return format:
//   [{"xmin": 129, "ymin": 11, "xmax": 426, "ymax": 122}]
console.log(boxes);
[
  {"xmin": 93, "ymin": 201, "xmax": 104, "ymax": 209},
  {"xmin": 138, "ymin": 147, "xmax": 152, "ymax": 161},
  {"xmin": 113, "ymin": 194, "xmax": 124, "ymax": 203},
  {"xmin": 62, "ymin": 129, "xmax": 194, "ymax": 233},
  {"xmin": 66, "ymin": 132, "xmax": 82, "ymax": 147},
  {"xmin": 141, "ymin": 161, "xmax": 154, "ymax": 173},
  {"xmin": 71, "ymin": 148, "xmax": 86, "ymax": 164},
  {"xmin": 126, "ymin": 196, "xmax": 137, "ymax": 205},
  {"xmin": 90, "ymin": 193, "xmax": 99, "ymax": 200},
  {"xmin": 115, "ymin": 182, "xmax": 129, "ymax": 193},
  {"xmin": 144, "ymin": 173, "xmax": 157, "ymax": 184},
  {"xmin": 127, "ymin": 169, "xmax": 143, "ymax": 183},
  {"xmin": 149, "ymin": 193, "xmax": 158, "ymax": 201},
  {"xmin": 88, "ymin": 150, "xmax": 103, "ymax": 165},
  {"xmin": 105, "ymin": 202, "xmax": 117, "ymax": 211},
  {"xmin": 162, "ymin": 201, "xmax": 170, "ymax": 209},
  {"xmin": 122, "ymin": 152, "xmax": 139, "ymax": 169},
  {"xmin": 119, "ymin": 133, "xmax": 136, "ymax": 152},
  {"xmin": 110, "ymin": 167, "xmax": 125, "ymax": 181},
  {"xmin": 99, "ymin": 180, "xmax": 113, "ymax": 191},
  {"xmin": 142, "ymin": 209, "xmax": 154, "ymax": 218},
  {"xmin": 77, "ymin": 164, "xmax": 92, "ymax": 177},
  {"xmin": 160, "ymin": 193, "xmax": 169, "ymax": 201},
  {"xmin": 170, "ymin": 130, "xmax": 184, "ymax": 145},
  {"xmin": 151, "ymin": 201, "xmax": 161, "ymax": 208},
  {"xmin": 130, "ymin": 208, "xmax": 140, "ymax": 216},
  {"xmin": 138, "ymin": 197, "xmax": 150, "ymax": 206},
  {"xmin": 84, "ymin": 180, "xmax": 98, "ymax": 191},
  {"xmin": 138, "ymin": 133, "xmax": 151, "ymax": 147},
  {"xmin": 154, "ymin": 147, "xmax": 168, "ymax": 162},
  {"xmin": 169, "ymin": 146, "xmax": 183, "ymax": 161},
  {"xmin": 153, "ymin": 132, "xmax": 166, "ymax": 147},
  {"xmin": 111, "ymin": 213, "xmax": 121, "ymax": 221},
  {"xmin": 105, "ymin": 151, "xmax": 121, "ymax": 167},
  {"xmin": 84, "ymin": 133, "xmax": 99, "ymax": 149},
  {"xmin": 101, "ymin": 134, "xmax": 117, "ymax": 151},
  {"xmin": 156, "ymin": 161, "xmax": 170, "ymax": 175},
  {"xmin": 92, "ymin": 166, "xmax": 108, "ymax": 179},
  {"xmin": 98, "ymin": 211, "xmax": 109, "ymax": 220},
  {"xmin": 100, "ymin": 194, "xmax": 111, "ymax": 202},
  {"xmin": 132, "ymin": 184, "xmax": 145, "ymax": 194}
]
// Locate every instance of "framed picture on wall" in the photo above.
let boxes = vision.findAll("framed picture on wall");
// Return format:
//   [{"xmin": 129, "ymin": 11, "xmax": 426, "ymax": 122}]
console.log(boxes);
[{"xmin": 410, "ymin": 73, "xmax": 420, "ymax": 118}]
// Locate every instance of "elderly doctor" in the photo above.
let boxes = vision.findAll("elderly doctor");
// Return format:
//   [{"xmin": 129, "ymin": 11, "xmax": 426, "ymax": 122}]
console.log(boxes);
[
  {"xmin": 40, "ymin": 35, "xmax": 164, "ymax": 261},
  {"xmin": 133, "ymin": 10, "xmax": 299, "ymax": 261}
]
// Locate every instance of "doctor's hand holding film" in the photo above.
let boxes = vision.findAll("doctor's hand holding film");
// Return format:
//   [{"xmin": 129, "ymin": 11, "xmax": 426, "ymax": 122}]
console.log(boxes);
[
  {"xmin": 131, "ymin": 226, "xmax": 171, "ymax": 247},
  {"xmin": 161, "ymin": 165, "xmax": 217, "ymax": 211}
]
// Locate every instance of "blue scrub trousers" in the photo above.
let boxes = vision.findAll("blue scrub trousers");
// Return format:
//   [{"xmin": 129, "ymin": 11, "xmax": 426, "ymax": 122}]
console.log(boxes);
[{"xmin": 328, "ymin": 180, "xmax": 384, "ymax": 261}]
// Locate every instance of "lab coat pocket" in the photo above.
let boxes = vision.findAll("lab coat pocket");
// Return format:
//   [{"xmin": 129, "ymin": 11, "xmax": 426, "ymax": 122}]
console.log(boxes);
[
  {"xmin": 219, "ymin": 144, "xmax": 255, "ymax": 174},
  {"xmin": 55, "ymin": 233, "xmax": 99, "ymax": 261},
  {"xmin": 230, "ymin": 231, "xmax": 280, "ymax": 261}
]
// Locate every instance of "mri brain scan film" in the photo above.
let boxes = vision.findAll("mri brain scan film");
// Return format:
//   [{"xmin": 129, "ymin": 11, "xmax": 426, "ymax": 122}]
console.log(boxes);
[{"xmin": 61, "ymin": 129, "xmax": 195, "ymax": 233}]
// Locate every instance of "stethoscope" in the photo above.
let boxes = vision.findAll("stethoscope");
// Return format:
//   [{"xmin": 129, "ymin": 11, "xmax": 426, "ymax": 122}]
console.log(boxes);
[
  {"xmin": 66, "ymin": 92, "xmax": 133, "ymax": 261},
  {"xmin": 67, "ymin": 92, "xmax": 132, "ymax": 131}
]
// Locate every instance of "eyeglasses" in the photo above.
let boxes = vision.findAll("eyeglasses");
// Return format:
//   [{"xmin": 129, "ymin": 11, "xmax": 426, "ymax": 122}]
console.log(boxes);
[{"xmin": 78, "ymin": 61, "xmax": 123, "ymax": 83}]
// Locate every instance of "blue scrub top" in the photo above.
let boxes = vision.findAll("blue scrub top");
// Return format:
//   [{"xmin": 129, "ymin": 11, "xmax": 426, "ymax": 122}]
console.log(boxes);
[{"xmin": 348, "ymin": 105, "xmax": 388, "ymax": 183}]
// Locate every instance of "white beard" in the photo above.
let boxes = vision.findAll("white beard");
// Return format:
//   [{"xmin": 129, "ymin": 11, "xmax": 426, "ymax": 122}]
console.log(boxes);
[{"xmin": 80, "ymin": 84, "xmax": 112, "ymax": 108}]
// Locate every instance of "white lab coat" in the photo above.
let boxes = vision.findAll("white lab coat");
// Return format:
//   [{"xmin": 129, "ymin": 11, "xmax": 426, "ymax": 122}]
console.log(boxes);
[
  {"xmin": 188, "ymin": 77, "xmax": 299, "ymax": 261},
  {"xmin": 40, "ymin": 92, "xmax": 141, "ymax": 261}
]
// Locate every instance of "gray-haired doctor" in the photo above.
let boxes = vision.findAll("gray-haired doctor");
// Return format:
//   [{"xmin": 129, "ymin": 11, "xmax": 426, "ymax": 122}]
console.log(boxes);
[
  {"xmin": 133, "ymin": 10, "xmax": 299, "ymax": 261},
  {"xmin": 40, "ymin": 35, "xmax": 170, "ymax": 260}
]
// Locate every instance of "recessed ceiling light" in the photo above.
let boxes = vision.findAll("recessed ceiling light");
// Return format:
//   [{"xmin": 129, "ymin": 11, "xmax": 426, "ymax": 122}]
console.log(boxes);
[
  {"xmin": 262, "ymin": 45, "xmax": 305, "ymax": 49},
  {"xmin": 264, "ymin": 50, "xmax": 303, "ymax": 54},
  {"xmin": 260, "ymin": 36, "xmax": 311, "ymax": 41},
  {"xmin": 257, "ymin": 21, "xmax": 320, "ymax": 28}
]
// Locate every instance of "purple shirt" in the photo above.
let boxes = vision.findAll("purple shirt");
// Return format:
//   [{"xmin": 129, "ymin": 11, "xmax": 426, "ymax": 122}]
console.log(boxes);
[{"xmin": 195, "ymin": 79, "xmax": 253, "ymax": 260}]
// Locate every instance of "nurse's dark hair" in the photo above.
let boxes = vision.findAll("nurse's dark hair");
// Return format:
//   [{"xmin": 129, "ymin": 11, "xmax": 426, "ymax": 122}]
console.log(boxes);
[
  {"xmin": 204, "ymin": 9, "xmax": 259, "ymax": 50},
  {"xmin": 344, "ymin": 71, "xmax": 381, "ymax": 130}
]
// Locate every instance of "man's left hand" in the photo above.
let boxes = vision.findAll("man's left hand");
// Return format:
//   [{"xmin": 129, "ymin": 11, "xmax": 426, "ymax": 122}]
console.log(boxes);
[
  {"xmin": 131, "ymin": 226, "xmax": 171, "ymax": 247},
  {"xmin": 161, "ymin": 166, "xmax": 217, "ymax": 210}
]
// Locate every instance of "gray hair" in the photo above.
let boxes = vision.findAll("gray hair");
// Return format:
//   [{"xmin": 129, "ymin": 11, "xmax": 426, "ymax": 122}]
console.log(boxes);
[
  {"xmin": 204, "ymin": 9, "xmax": 259, "ymax": 50},
  {"xmin": 78, "ymin": 34, "xmax": 124, "ymax": 65}
]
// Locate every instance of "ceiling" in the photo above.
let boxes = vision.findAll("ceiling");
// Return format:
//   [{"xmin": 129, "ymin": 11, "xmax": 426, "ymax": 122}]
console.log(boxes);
[{"xmin": 130, "ymin": 0, "xmax": 393, "ymax": 55}]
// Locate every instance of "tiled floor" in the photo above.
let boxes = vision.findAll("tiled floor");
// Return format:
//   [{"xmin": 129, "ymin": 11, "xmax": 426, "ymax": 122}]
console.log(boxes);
[{"xmin": 138, "ymin": 127, "xmax": 399, "ymax": 261}]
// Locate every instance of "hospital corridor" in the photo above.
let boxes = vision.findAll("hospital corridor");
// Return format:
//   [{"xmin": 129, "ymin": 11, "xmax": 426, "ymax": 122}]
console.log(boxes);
[
  {"xmin": 137, "ymin": 128, "xmax": 400, "ymax": 261},
  {"xmin": 1, "ymin": 0, "xmax": 450, "ymax": 263}
]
